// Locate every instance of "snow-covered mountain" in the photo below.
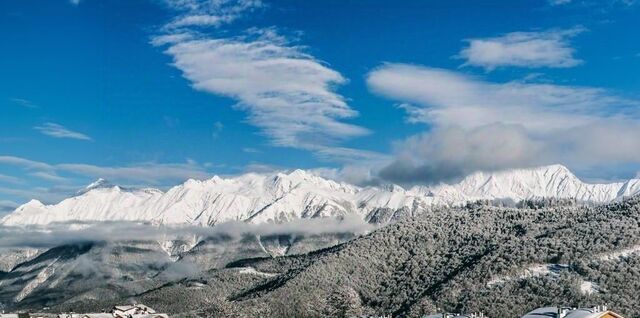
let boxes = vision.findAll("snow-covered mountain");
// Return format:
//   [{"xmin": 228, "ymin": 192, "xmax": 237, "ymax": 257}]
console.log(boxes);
[{"xmin": 2, "ymin": 164, "xmax": 640, "ymax": 227}]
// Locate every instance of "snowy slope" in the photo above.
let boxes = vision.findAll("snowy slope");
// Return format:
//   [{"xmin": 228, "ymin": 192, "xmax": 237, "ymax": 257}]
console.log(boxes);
[
  {"xmin": 2, "ymin": 165, "xmax": 639, "ymax": 227},
  {"xmin": 419, "ymin": 164, "xmax": 640, "ymax": 203}
]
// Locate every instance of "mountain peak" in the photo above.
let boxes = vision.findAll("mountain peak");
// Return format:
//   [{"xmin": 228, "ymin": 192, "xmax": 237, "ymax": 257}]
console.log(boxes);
[
  {"xmin": 537, "ymin": 164, "xmax": 572, "ymax": 174},
  {"xmin": 77, "ymin": 178, "xmax": 115, "ymax": 194},
  {"xmin": 2, "ymin": 164, "xmax": 639, "ymax": 227}
]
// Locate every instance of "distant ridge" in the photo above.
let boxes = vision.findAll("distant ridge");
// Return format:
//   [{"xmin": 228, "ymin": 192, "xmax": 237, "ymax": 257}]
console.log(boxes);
[{"xmin": 2, "ymin": 165, "xmax": 640, "ymax": 226}]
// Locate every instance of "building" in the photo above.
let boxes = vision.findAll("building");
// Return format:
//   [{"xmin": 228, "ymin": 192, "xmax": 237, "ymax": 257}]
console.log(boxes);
[
  {"xmin": 112, "ymin": 304, "xmax": 156, "ymax": 318},
  {"xmin": 423, "ymin": 313, "xmax": 486, "ymax": 318},
  {"xmin": 81, "ymin": 314, "xmax": 114, "ymax": 318},
  {"xmin": 522, "ymin": 306, "xmax": 624, "ymax": 318},
  {"xmin": 57, "ymin": 304, "xmax": 168, "ymax": 318},
  {"xmin": 0, "ymin": 313, "xmax": 30, "ymax": 318}
]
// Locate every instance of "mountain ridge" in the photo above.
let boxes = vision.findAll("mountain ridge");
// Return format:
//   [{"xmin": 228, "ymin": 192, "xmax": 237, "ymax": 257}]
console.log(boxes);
[{"xmin": 2, "ymin": 164, "xmax": 640, "ymax": 227}]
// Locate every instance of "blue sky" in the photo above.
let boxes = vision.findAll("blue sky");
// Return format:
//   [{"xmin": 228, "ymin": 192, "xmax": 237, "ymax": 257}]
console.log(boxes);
[{"xmin": 1, "ymin": 0, "xmax": 639, "ymax": 211}]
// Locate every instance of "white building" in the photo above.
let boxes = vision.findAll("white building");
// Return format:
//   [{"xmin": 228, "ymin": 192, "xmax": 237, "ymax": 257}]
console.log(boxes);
[
  {"xmin": 521, "ymin": 306, "xmax": 624, "ymax": 318},
  {"xmin": 81, "ymin": 314, "xmax": 113, "ymax": 318},
  {"xmin": 112, "ymin": 304, "xmax": 155, "ymax": 318},
  {"xmin": 57, "ymin": 304, "xmax": 167, "ymax": 318},
  {"xmin": 423, "ymin": 313, "xmax": 486, "ymax": 318}
]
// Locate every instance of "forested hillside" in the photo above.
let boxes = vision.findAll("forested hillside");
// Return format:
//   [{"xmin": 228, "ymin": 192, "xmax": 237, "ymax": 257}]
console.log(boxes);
[{"xmin": 149, "ymin": 197, "xmax": 640, "ymax": 317}]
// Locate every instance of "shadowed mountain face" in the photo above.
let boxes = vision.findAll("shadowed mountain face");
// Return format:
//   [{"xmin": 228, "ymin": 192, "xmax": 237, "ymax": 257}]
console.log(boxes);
[
  {"xmin": 4, "ymin": 197, "xmax": 640, "ymax": 317},
  {"xmin": 0, "ymin": 232, "xmax": 357, "ymax": 313}
]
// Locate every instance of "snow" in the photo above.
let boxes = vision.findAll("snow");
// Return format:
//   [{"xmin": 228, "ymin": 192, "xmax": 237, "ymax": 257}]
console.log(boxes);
[
  {"xmin": 598, "ymin": 244, "xmax": 640, "ymax": 261},
  {"xmin": 237, "ymin": 267, "xmax": 278, "ymax": 277},
  {"xmin": 487, "ymin": 263, "xmax": 569, "ymax": 286},
  {"xmin": 15, "ymin": 256, "xmax": 59, "ymax": 302},
  {"xmin": 579, "ymin": 280, "xmax": 599, "ymax": 295},
  {"xmin": 2, "ymin": 164, "xmax": 639, "ymax": 227},
  {"xmin": 487, "ymin": 244, "xmax": 640, "ymax": 290}
]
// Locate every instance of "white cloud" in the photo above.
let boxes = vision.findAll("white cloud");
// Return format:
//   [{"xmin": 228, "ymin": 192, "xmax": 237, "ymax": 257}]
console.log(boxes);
[
  {"xmin": 458, "ymin": 27, "xmax": 584, "ymax": 70},
  {"xmin": 55, "ymin": 162, "xmax": 212, "ymax": 185},
  {"xmin": 29, "ymin": 171, "xmax": 69, "ymax": 183},
  {"xmin": 212, "ymin": 121, "xmax": 224, "ymax": 139},
  {"xmin": 0, "ymin": 174, "xmax": 22, "ymax": 185},
  {"xmin": 150, "ymin": 33, "xmax": 194, "ymax": 46},
  {"xmin": 158, "ymin": 33, "xmax": 368, "ymax": 149},
  {"xmin": 242, "ymin": 147, "xmax": 260, "ymax": 153},
  {"xmin": 0, "ymin": 156, "xmax": 54, "ymax": 171},
  {"xmin": 0, "ymin": 216, "xmax": 373, "ymax": 249},
  {"xmin": 367, "ymin": 63, "xmax": 640, "ymax": 184},
  {"xmin": 153, "ymin": 1, "xmax": 375, "ymax": 162},
  {"xmin": 0, "ymin": 155, "xmax": 215, "ymax": 188},
  {"xmin": 163, "ymin": 0, "xmax": 262, "ymax": 29},
  {"xmin": 0, "ymin": 185, "xmax": 78, "ymax": 206},
  {"xmin": 34, "ymin": 122, "xmax": 92, "ymax": 141},
  {"xmin": 549, "ymin": 0, "xmax": 571, "ymax": 5},
  {"xmin": 9, "ymin": 98, "xmax": 38, "ymax": 109},
  {"xmin": 367, "ymin": 64, "xmax": 634, "ymax": 132},
  {"xmin": 168, "ymin": 14, "xmax": 235, "ymax": 28},
  {"xmin": 0, "ymin": 156, "xmax": 220, "ymax": 205},
  {"xmin": 0, "ymin": 200, "xmax": 19, "ymax": 215},
  {"xmin": 69, "ymin": 0, "xmax": 81, "ymax": 5}
]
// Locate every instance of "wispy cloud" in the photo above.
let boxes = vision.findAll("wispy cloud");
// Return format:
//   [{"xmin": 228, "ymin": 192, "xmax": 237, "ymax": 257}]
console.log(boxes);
[
  {"xmin": 458, "ymin": 27, "xmax": 585, "ymax": 70},
  {"xmin": 0, "ymin": 155, "xmax": 213, "ymax": 185},
  {"xmin": 163, "ymin": 0, "xmax": 262, "ymax": 29},
  {"xmin": 9, "ymin": 98, "xmax": 38, "ymax": 109},
  {"xmin": 34, "ymin": 123, "xmax": 92, "ymax": 141},
  {"xmin": 0, "ymin": 200, "xmax": 19, "ymax": 216},
  {"xmin": 156, "ymin": 31, "xmax": 368, "ymax": 149},
  {"xmin": 55, "ymin": 162, "xmax": 213, "ymax": 185},
  {"xmin": 367, "ymin": 63, "xmax": 640, "ymax": 184},
  {"xmin": 548, "ymin": 0, "xmax": 572, "ymax": 5},
  {"xmin": 0, "ymin": 185, "xmax": 78, "ymax": 206},
  {"xmin": 212, "ymin": 121, "xmax": 224, "ymax": 139},
  {"xmin": 549, "ymin": 0, "xmax": 638, "ymax": 7},
  {"xmin": 0, "ymin": 216, "xmax": 373, "ymax": 249},
  {"xmin": 242, "ymin": 147, "xmax": 260, "ymax": 153},
  {"xmin": 153, "ymin": 1, "xmax": 376, "ymax": 163},
  {"xmin": 0, "ymin": 156, "xmax": 217, "ymax": 203},
  {"xmin": 0, "ymin": 156, "xmax": 54, "ymax": 171},
  {"xmin": 0, "ymin": 174, "xmax": 22, "ymax": 185},
  {"xmin": 29, "ymin": 171, "xmax": 69, "ymax": 183}
]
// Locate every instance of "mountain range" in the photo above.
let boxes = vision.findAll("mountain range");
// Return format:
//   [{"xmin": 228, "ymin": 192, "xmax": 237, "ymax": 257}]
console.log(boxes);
[{"xmin": 3, "ymin": 164, "xmax": 640, "ymax": 227}]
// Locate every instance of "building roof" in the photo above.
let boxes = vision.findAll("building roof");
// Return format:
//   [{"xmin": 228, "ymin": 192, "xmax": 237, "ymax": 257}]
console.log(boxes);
[
  {"xmin": 423, "ymin": 314, "xmax": 485, "ymax": 318},
  {"xmin": 565, "ymin": 309, "xmax": 624, "ymax": 318},
  {"xmin": 81, "ymin": 314, "xmax": 113, "ymax": 318},
  {"xmin": 522, "ymin": 307, "xmax": 624, "ymax": 318},
  {"xmin": 113, "ymin": 304, "xmax": 155, "ymax": 314}
]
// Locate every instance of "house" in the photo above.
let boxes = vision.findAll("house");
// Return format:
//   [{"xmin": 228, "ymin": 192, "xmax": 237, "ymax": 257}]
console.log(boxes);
[
  {"xmin": 1, "ymin": 313, "xmax": 30, "ymax": 318},
  {"xmin": 521, "ymin": 306, "xmax": 624, "ymax": 318},
  {"xmin": 112, "ymin": 304, "xmax": 155, "ymax": 318},
  {"xmin": 423, "ymin": 313, "xmax": 486, "ymax": 318},
  {"xmin": 81, "ymin": 314, "xmax": 114, "ymax": 318}
]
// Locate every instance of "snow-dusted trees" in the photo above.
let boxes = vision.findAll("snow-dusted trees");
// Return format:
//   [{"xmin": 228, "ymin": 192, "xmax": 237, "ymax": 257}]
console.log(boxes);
[{"xmin": 220, "ymin": 196, "xmax": 640, "ymax": 317}]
